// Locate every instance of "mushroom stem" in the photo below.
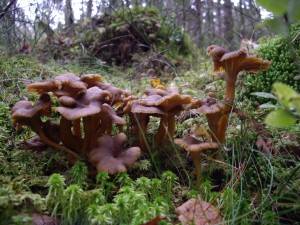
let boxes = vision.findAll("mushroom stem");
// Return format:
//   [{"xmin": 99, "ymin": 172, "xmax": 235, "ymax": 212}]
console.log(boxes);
[
  {"xmin": 82, "ymin": 115, "xmax": 100, "ymax": 153},
  {"xmin": 134, "ymin": 114, "xmax": 149, "ymax": 151},
  {"xmin": 60, "ymin": 117, "xmax": 82, "ymax": 152},
  {"xmin": 224, "ymin": 76, "xmax": 237, "ymax": 105},
  {"xmin": 72, "ymin": 119, "xmax": 81, "ymax": 138},
  {"xmin": 30, "ymin": 117, "xmax": 80, "ymax": 160},
  {"xmin": 155, "ymin": 115, "xmax": 168, "ymax": 144},
  {"xmin": 190, "ymin": 152, "xmax": 201, "ymax": 187},
  {"xmin": 167, "ymin": 114, "xmax": 176, "ymax": 141}
]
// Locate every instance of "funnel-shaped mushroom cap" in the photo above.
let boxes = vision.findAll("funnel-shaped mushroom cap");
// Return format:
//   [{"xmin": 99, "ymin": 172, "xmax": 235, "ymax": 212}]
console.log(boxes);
[
  {"xmin": 28, "ymin": 73, "xmax": 87, "ymax": 97},
  {"xmin": 80, "ymin": 74, "xmax": 103, "ymax": 87},
  {"xmin": 97, "ymin": 82, "xmax": 130, "ymax": 103},
  {"xmin": 196, "ymin": 98, "xmax": 225, "ymax": 115},
  {"xmin": 207, "ymin": 45, "xmax": 271, "ymax": 76},
  {"xmin": 12, "ymin": 94, "xmax": 51, "ymax": 126},
  {"xmin": 175, "ymin": 135, "xmax": 218, "ymax": 153},
  {"xmin": 88, "ymin": 133, "xmax": 141, "ymax": 174},
  {"xmin": 124, "ymin": 99, "xmax": 165, "ymax": 116},
  {"xmin": 139, "ymin": 93, "xmax": 192, "ymax": 112},
  {"xmin": 101, "ymin": 103, "xmax": 126, "ymax": 125},
  {"xmin": 56, "ymin": 87, "xmax": 111, "ymax": 120},
  {"xmin": 176, "ymin": 198, "xmax": 222, "ymax": 225},
  {"xmin": 207, "ymin": 45, "xmax": 228, "ymax": 73}
]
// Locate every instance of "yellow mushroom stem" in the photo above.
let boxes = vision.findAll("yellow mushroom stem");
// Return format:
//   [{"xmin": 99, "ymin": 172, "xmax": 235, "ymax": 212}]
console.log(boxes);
[
  {"xmin": 155, "ymin": 114, "xmax": 176, "ymax": 144},
  {"xmin": 30, "ymin": 116, "xmax": 80, "ymax": 160},
  {"xmin": 60, "ymin": 117, "xmax": 82, "ymax": 152},
  {"xmin": 190, "ymin": 151, "xmax": 201, "ymax": 187},
  {"xmin": 82, "ymin": 114, "xmax": 100, "ymax": 153},
  {"xmin": 155, "ymin": 115, "xmax": 168, "ymax": 144},
  {"xmin": 72, "ymin": 119, "xmax": 81, "ymax": 138},
  {"xmin": 134, "ymin": 114, "xmax": 149, "ymax": 151}
]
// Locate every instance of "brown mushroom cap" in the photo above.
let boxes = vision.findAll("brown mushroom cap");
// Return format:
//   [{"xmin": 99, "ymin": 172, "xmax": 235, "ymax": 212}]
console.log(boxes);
[
  {"xmin": 176, "ymin": 198, "xmax": 222, "ymax": 225},
  {"xmin": 56, "ymin": 87, "xmax": 111, "ymax": 120},
  {"xmin": 138, "ymin": 93, "xmax": 192, "ymax": 112},
  {"xmin": 196, "ymin": 98, "xmax": 225, "ymax": 115},
  {"xmin": 80, "ymin": 74, "xmax": 103, "ymax": 87},
  {"xmin": 88, "ymin": 133, "xmax": 141, "ymax": 174},
  {"xmin": 28, "ymin": 73, "xmax": 87, "ymax": 97},
  {"xmin": 207, "ymin": 45, "xmax": 270, "ymax": 76},
  {"xmin": 124, "ymin": 100, "xmax": 165, "ymax": 116},
  {"xmin": 12, "ymin": 94, "xmax": 51, "ymax": 126},
  {"xmin": 175, "ymin": 135, "xmax": 218, "ymax": 153},
  {"xmin": 207, "ymin": 45, "xmax": 228, "ymax": 73},
  {"xmin": 101, "ymin": 103, "xmax": 126, "ymax": 125}
]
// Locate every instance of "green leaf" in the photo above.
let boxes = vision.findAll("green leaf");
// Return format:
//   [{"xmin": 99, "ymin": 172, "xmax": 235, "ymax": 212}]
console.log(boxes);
[
  {"xmin": 265, "ymin": 109, "xmax": 297, "ymax": 128},
  {"xmin": 259, "ymin": 103, "xmax": 277, "ymax": 109},
  {"xmin": 273, "ymin": 82, "xmax": 299, "ymax": 108},
  {"xmin": 251, "ymin": 92, "xmax": 277, "ymax": 99},
  {"xmin": 291, "ymin": 97, "xmax": 300, "ymax": 113},
  {"xmin": 288, "ymin": 0, "xmax": 300, "ymax": 22},
  {"xmin": 257, "ymin": 0, "xmax": 289, "ymax": 15}
]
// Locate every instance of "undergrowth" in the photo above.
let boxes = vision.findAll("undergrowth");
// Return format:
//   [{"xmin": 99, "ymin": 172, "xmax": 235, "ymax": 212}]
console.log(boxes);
[{"xmin": 0, "ymin": 53, "xmax": 300, "ymax": 224}]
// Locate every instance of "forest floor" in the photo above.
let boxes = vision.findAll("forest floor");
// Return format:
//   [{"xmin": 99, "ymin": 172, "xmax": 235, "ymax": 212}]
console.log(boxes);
[{"xmin": 0, "ymin": 53, "xmax": 300, "ymax": 225}]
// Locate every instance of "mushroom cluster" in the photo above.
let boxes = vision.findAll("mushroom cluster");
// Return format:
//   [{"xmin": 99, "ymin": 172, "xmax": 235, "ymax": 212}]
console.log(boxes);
[
  {"xmin": 124, "ymin": 80, "xmax": 195, "ymax": 150},
  {"xmin": 175, "ymin": 45, "xmax": 271, "ymax": 183},
  {"xmin": 12, "ymin": 73, "xmax": 141, "ymax": 174}
]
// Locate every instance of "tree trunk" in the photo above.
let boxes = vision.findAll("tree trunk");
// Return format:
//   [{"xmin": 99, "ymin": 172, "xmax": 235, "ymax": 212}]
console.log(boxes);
[
  {"xmin": 64, "ymin": 0, "xmax": 74, "ymax": 30},
  {"xmin": 86, "ymin": 0, "xmax": 93, "ymax": 18},
  {"xmin": 195, "ymin": 0, "xmax": 203, "ymax": 46},
  {"xmin": 223, "ymin": 0, "xmax": 233, "ymax": 48}
]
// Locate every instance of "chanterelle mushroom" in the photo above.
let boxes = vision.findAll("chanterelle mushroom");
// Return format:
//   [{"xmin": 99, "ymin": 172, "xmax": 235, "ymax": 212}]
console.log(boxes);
[
  {"xmin": 88, "ymin": 133, "xmax": 141, "ymax": 174},
  {"xmin": 207, "ymin": 45, "xmax": 270, "ymax": 103},
  {"xmin": 175, "ymin": 134, "xmax": 218, "ymax": 184},
  {"xmin": 28, "ymin": 73, "xmax": 87, "ymax": 97},
  {"xmin": 176, "ymin": 198, "xmax": 222, "ymax": 225}
]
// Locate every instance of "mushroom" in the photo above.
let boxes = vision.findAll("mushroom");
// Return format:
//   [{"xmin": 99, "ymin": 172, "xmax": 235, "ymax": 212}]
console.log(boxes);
[
  {"xmin": 138, "ymin": 91, "xmax": 192, "ymax": 144},
  {"xmin": 81, "ymin": 73, "xmax": 130, "ymax": 105},
  {"xmin": 207, "ymin": 45, "xmax": 270, "ymax": 104},
  {"xmin": 124, "ymin": 100, "xmax": 165, "ymax": 151},
  {"xmin": 196, "ymin": 97, "xmax": 228, "ymax": 143},
  {"xmin": 12, "ymin": 94, "xmax": 79, "ymax": 159},
  {"xmin": 56, "ymin": 86, "xmax": 111, "ymax": 153},
  {"xmin": 88, "ymin": 133, "xmax": 141, "ymax": 174},
  {"xmin": 97, "ymin": 103, "xmax": 126, "ymax": 135},
  {"xmin": 203, "ymin": 45, "xmax": 271, "ymax": 144},
  {"xmin": 175, "ymin": 134, "xmax": 218, "ymax": 185},
  {"xmin": 176, "ymin": 198, "xmax": 222, "ymax": 225},
  {"xmin": 28, "ymin": 73, "xmax": 87, "ymax": 97}
]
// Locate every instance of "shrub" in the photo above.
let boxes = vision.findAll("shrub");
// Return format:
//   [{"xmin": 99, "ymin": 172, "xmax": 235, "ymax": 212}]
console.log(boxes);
[{"xmin": 244, "ymin": 35, "xmax": 300, "ymax": 101}]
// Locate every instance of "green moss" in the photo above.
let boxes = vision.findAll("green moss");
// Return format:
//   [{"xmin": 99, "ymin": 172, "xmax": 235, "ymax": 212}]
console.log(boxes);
[{"xmin": 244, "ymin": 31, "xmax": 300, "ymax": 101}]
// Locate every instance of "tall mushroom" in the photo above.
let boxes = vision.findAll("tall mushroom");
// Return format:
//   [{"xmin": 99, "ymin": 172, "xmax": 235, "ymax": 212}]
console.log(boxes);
[
  {"xmin": 205, "ymin": 45, "xmax": 270, "ymax": 143},
  {"xmin": 12, "ymin": 94, "xmax": 80, "ymax": 159},
  {"xmin": 56, "ymin": 86, "xmax": 111, "ymax": 154}
]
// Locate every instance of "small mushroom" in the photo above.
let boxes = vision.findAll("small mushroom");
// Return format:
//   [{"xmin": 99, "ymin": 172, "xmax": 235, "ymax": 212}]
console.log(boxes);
[
  {"xmin": 124, "ymin": 100, "xmax": 165, "ymax": 151},
  {"xmin": 196, "ymin": 97, "xmax": 227, "ymax": 143},
  {"xmin": 176, "ymin": 198, "xmax": 222, "ymax": 225},
  {"xmin": 138, "ymin": 92, "xmax": 192, "ymax": 144},
  {"xmin": 97, "ymin": 103, "xmax": 126, "ymax": 135},
  {"xmin": 56, "ymin": 86, "xmax": 111, "ymax": 153},
  {"xmin": 12, "ymin": 94, "xmax": 79, "ymax": 159},
  {"xmin": 28, "ymin": 73, "xmax": 87, "ymax": 97},
  {"xmin": 88, "ymin": 133, "xmax": 141, "ymax": 174},
  {"xmin": 175, "ymin": 134, "xmax": 218, "ymax": 185}
]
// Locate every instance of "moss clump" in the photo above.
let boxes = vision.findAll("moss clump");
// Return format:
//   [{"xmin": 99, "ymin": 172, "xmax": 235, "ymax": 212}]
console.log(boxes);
[
  {"xmin": 244, "ymin": 33, "xmax": 300, "ymax": 101},
  {"xmin": 38, "ymin": 7, "xmax": 193, "ymax": 66}
]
